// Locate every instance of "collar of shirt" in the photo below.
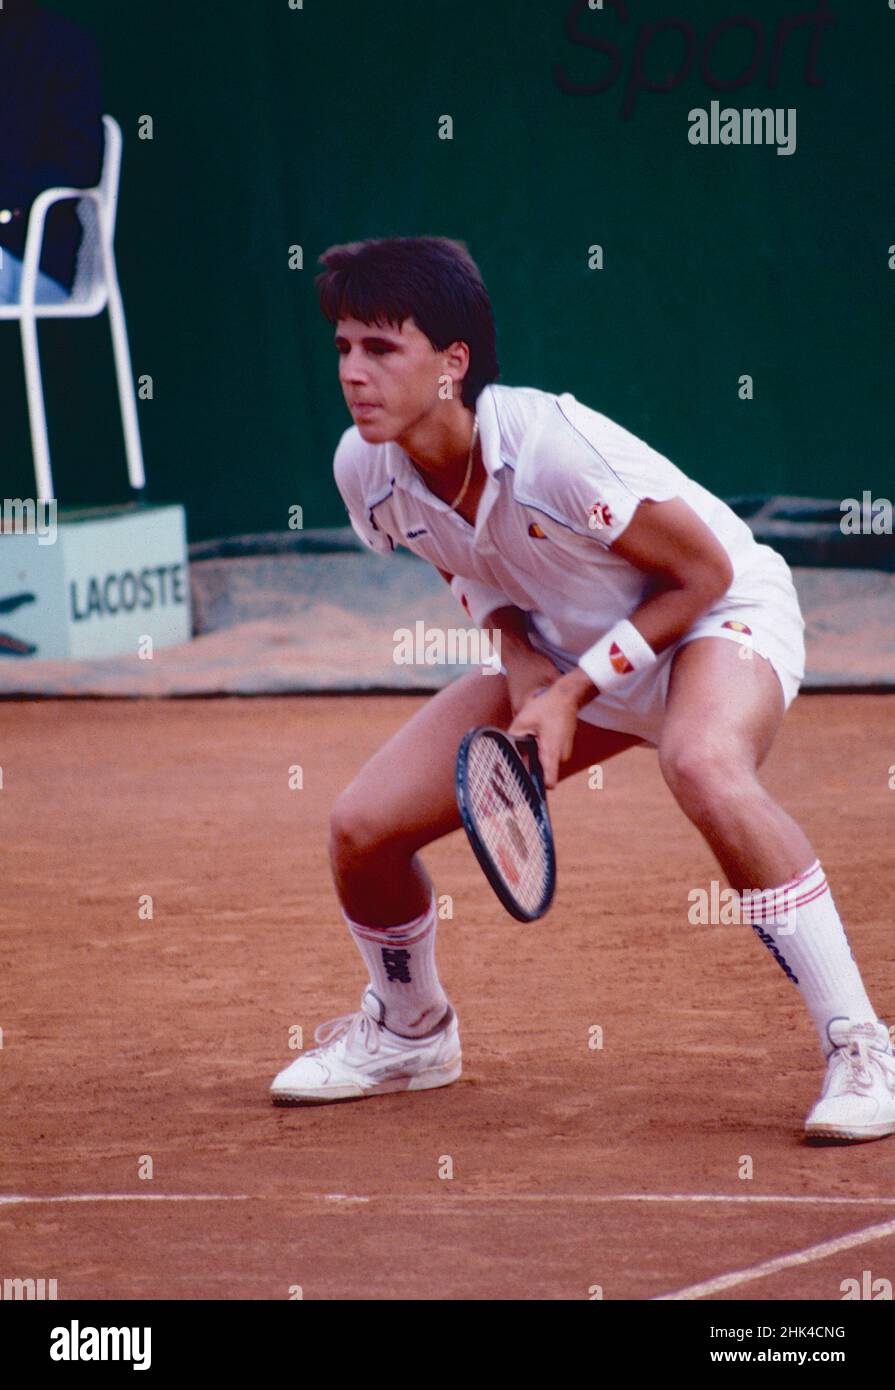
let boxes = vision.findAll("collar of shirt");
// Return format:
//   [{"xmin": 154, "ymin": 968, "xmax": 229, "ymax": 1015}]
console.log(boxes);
[{"xmin": 382, "ymin": 386, "xmax": 504, "ymax": 546}]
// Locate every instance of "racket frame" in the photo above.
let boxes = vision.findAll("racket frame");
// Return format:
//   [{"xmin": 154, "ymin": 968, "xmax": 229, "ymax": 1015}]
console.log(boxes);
[{"xmin": 455, "ymin": 725, "xmax": 557, "ymax": 922}]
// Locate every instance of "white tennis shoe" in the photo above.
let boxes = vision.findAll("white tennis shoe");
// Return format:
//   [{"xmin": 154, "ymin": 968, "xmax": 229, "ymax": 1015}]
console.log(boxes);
[
  {"xmin": 804, "ymin": 1020, "xmax": 895, "ymax": 1142},
  {"xmin": 270, "ymin": 988, "xmax": 461, "ymax": 1105}
]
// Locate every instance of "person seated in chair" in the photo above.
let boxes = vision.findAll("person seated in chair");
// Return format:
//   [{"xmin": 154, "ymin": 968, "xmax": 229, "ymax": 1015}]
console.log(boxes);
[{"xmin": 0, "ymin": 0, "xmax": 103, "ymax": 307}]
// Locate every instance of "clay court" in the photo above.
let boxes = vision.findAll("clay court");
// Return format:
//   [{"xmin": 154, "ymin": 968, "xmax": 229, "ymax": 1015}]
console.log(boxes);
[{"xmin": 1, "ymin": 690, "xmax": 894, "ymax": 1301}]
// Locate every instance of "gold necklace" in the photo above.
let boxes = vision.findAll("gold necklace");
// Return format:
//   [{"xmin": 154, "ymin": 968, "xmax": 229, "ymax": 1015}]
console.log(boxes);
[{"xmin": 449, "ymin": 417, "xmax": 479, "ymax": 512}]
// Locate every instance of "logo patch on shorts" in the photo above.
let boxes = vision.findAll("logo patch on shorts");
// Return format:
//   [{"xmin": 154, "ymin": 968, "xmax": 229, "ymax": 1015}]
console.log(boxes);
[
  {"xmin": 722, "ymin": 620, "xmax": 752, "ymax": 635},
  {"xmin": 528, "ymin": 522, "xmax": 547, "ymax": 539}
]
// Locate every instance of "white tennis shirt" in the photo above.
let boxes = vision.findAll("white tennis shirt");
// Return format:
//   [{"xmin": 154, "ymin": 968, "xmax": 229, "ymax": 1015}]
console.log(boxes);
[{"xmin": 333, "ymin": 383, "xmax": 794, "ymax": 659}]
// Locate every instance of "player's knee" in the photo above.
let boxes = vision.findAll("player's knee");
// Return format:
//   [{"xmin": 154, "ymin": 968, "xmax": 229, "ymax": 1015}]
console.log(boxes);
[
  {"xmin": 328, "ymin": 790, "xmax": 385, "ymax": 868},
  {"xmin": 659, "ymin": 739, "xmax": 739, "ymax": 818}
]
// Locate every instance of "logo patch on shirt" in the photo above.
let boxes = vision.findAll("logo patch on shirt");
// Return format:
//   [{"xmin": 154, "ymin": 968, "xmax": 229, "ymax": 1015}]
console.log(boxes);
[
  {"xmin": 587, "ymin": 501, "xmax": 614, "ymax": 530},
  {"xmin": 609, "ymin": 642, "xmax": 634, "ymax": 674},
  {"xmin": 722, "ymin": 620, "xmax": 752, "ymax": 635},
  {"xmin": 405, "ymin": 527, "xmax": 429, "ymax": 539},
  {"xmin": 528, "ymin": 522, "xmax": 547, "ymax": 539}
]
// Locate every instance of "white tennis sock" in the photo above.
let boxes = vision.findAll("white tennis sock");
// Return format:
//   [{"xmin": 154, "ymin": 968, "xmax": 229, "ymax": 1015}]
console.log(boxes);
[
  {"xmin": 738, "ymin": 859, "xmax": 879, "ymax": 1052},
  {"xmin": 344, "ymin": 896, "xmax": 449, "ymax": 1039}
]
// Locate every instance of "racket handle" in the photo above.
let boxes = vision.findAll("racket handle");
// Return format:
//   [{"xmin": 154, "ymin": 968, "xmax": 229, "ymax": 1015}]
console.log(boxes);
[{"xmin": 516, "ymin": 735, "xmax": 547, "ymax": 799}]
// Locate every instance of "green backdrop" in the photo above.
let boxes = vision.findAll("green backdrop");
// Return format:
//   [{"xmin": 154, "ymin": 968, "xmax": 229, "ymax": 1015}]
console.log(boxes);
[{"xmin": 3, "ymin": 0, "xmax": 892, "ymax": 542}]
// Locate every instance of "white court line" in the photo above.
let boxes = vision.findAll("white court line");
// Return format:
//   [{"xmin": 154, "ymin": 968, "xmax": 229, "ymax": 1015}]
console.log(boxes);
[
  {"xmin": 0, "ymin": 1194, "xmax": 249, "ymax": 1207},
  {"xmin": 406, "ymin": 1193, "xmax": 895, "ymax": 1207},
  {"xmin": 656, "ymin": 1217, "xmax": 895, "ymax": 1301},
  {"xmin": 3, "ymin": 1191, "xmax": 895, "ymax": 1208},
  {"xmin": 6, "ymin": 1191, "xmax": 893, "ymax": 1299}
]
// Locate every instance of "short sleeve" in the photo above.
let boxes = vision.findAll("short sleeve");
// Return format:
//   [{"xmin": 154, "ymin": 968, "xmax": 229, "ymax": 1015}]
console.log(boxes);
[
  {"xmin": 333, "ymin": 429, "xmax": 394, "ymax": 556},
  {"xmin": 450, "ymin": 575, "xmax": 514, "ymax": 627}
]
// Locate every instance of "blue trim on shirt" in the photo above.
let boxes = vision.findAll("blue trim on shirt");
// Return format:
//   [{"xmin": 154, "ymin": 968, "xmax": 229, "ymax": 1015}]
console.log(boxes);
[
  {"xmin": 553, "ymin": 397, "xmax": 640, "ymax": 498},
  {"xmin": 499, "ymin": 459, "xmax": 612, "ymax": 542},
  {"xmin": 367, "ymin": 478, "xmax": 396, "ymax": 550}
]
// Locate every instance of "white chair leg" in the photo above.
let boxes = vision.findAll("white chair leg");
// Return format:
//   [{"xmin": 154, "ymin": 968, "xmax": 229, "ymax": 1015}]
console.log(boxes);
[
  {"xmin": 20, "ymin": 311, "xmax": 55, "ymax": 502},
  {"xmin": 103, "ymin": 242, "xmax": 145, "ymax": 492}
]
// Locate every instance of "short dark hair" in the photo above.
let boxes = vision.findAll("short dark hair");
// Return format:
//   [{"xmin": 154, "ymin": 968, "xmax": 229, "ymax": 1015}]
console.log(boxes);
[{"xmin": 315, "ymin": 236, "xmax": 499, "ymax": 408}]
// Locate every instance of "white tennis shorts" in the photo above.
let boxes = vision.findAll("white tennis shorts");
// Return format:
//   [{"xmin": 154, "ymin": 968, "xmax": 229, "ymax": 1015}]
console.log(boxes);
[{"xmin": 528, "ymin": 557, "xmax": 806, "ymax": 749}]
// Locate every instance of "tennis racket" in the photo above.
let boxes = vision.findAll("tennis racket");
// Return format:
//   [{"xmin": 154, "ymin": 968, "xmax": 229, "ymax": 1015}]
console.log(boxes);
[{"xmin": 455, "ymin": 726, "xmax": 556, "ymax": 922}]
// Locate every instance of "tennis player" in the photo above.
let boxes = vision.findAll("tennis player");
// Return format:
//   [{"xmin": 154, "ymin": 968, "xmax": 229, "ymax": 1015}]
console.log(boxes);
[{"xmin": 271, "ymin": 236, "xmax": 895, "ymax": 1142}]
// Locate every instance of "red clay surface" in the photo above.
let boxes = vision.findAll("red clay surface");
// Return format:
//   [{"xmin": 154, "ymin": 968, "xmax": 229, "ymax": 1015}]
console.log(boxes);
[{"xmin": 1, "ymin": 693, "xmax": 894, "ymax": 1300}]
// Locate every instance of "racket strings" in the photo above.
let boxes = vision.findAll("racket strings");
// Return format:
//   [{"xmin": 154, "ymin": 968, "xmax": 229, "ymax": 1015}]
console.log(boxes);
[{"xmin": 466, "ymin": 736, "xmax": 550, "ymax": 915}]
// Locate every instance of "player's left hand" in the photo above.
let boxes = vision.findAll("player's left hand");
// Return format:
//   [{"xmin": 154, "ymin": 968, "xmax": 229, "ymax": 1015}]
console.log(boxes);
[{"xmin": 508, "ymin": 683, "xmax": 578, "ymax": 789}]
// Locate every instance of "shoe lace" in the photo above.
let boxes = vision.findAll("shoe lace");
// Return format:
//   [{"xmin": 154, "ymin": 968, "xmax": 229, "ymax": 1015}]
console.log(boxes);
[
  {"xmin": 834, "ymin": 1038, "xmax": 877, "ymax": 1094},
  {"xmin": 313, "ymin": 1009, "xmax": 377, "ymax": 1053}
]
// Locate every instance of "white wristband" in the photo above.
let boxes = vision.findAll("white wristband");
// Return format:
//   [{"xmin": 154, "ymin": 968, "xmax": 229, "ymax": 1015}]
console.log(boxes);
[
  {"xmin": 450, "ymin": 576, "xmax": 511, "ymax": 628},
  {"xmin": 578, "ymin": 619, "xmax": 657, "ymax": 692}
]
